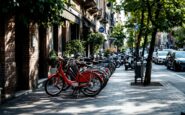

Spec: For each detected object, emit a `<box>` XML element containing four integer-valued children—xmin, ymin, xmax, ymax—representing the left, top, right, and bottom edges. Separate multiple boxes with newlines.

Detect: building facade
<box><xmin>0</xmin><ymin>0</ymin><xmax>115</xmax><ymax>103</ymax></box>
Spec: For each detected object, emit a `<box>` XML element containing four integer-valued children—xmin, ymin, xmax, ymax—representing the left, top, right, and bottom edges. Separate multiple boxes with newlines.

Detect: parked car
<box><xmin>166</xmin><ymin>51</ymin><xmax>185</xmax><ymax>71</ymax></box>
<box><xmin>178</xmin><ymin>48</ymin><xmax>185</xmax><ymax>51</ymax></box>
<box><xmin>162</xmin><ymin>48</ymin><xmax>173</xmax><ymax>52</ymax></box>
<box><xmin>154</xmin><ymin>51</ymin><xmax>168</xmax><ymax>64</ymax></box>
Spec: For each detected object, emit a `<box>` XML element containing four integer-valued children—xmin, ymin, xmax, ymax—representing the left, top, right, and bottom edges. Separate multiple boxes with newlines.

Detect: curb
<box><xmin>1</xmin><ymin>78</ymin><xmax>47</xmax><ymax>104</ymax></box>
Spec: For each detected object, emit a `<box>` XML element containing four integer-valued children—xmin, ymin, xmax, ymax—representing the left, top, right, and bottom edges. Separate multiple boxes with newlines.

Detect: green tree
<box><xmin>143</xmin><ymin>0</ymin><xmax>185</xmax><ymax>85</ymax></box>
<box><xmin>123</xmin><ymin>0</ymin><xmax>151</xmax><ymax>61</ymax></box>
<box><xmin>111</xmin><ymin>23</ymin><xmax>126</xmax><ymax>51</ymax></box>
<box><xmin>112</xmin><ymin>0</ymin><xmax>185</xmax><ymax>85</ymax></box>
<box><xmin>173</xmin><ymin>27</ymin><xmax>185</xmax><ymax>48</ymax></box>
<box><xmin>0</xmin><ymin>0</ymin><xmax>68</xmax><ymax>25</ymax></box>
<box><xmin>64</xmin><ymin>40</ymin><xmax>85</xmax><ymax>56</ymax></box>
<box><xmin>87</xmin><ymin>32</ymin><xmax>105</xmax><ymax>55</ymax></box>
<box><xmin>126</xmin><ymin>29</ymin><xmax>135</xmax><ymax>50</ymax></box>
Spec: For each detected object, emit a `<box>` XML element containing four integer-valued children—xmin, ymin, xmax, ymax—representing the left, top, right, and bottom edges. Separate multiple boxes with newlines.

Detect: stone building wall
<box><xmin>4</xmin><ymin>17</ymin><xmax>16</xmax><ymax>99</ymax></box>
<box><xmin>29</xmin><ymin>24</ymin><xmax>39</xmax><ymax>89</ymax></box>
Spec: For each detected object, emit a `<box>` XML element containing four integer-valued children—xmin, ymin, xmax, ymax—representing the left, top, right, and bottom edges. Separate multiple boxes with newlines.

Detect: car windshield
<box><xmin>158</xmin><ymin>52</ymin><xmax>168</xmax><ymax>56</ymax></box>
<box><xmin>176</xmin><ymin>52</ymin><xmax>185</xmax><ymax>58</ymax></box>
<box><xmin>163</xmin><ymin>49</ymin><xmax>173</xmax><ymax>51</ymax></box>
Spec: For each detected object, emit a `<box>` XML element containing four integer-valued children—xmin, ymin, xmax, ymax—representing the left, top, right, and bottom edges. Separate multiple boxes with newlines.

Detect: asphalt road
<box><xmin>152</xmin><ymin>63</ymin><xmax>185</xmax><ymax>94</ymax></box>
<box><xmin>152</xmin><ymin>63</ymin><xmax>185</xmax><ymax>79</ymax></box>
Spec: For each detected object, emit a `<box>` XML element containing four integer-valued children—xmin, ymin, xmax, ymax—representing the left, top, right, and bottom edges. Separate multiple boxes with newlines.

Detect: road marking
<box><xmin>173</xmin><ymin>73</ymin><xmax>185</xmax><ymax>80</ymax></box>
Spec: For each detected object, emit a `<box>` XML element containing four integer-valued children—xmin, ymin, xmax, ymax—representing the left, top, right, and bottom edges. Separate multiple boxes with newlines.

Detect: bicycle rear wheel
<box><xmin>45</xmin><ymin>75</ymin><xmax>64</xmax><ymax>96</ymax></box>
<box><xmin>93</xmin><ymin>70</ymin><xmax>108</xmax><ymax>89</ymax></box>
<box><xmin>81</xmin><ymin>73</ymin><xmax>102</xmax><ymax>97</ymax></box>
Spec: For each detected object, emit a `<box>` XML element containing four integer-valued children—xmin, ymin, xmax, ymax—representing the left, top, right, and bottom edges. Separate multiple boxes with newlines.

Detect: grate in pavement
<box><xmin>130</xmin><ymin>81</ymin><xmax>163</xmax><ymax>86</ymax></box>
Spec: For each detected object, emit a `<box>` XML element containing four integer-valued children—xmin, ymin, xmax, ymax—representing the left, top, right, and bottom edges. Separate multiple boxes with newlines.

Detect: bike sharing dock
<box><xmin>1</xmin><ymin>66</ymin><xmax>185</xmax><ymax>115</ymax></box>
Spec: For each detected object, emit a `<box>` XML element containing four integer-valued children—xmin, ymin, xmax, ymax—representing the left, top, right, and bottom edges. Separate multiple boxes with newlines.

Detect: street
<box><xmin>0</xmin><ymin>63</ymin><xmax>185</xmax><ymax>115</ymax></box>
<box><xmin>152</xmin><ymin>63</ymin><xmax>185</xmax><ymax>94</ymax></box>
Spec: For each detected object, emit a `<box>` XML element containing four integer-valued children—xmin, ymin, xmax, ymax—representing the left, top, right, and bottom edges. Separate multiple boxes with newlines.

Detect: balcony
<box><xmin>73</xmin><ymin>0</ymin><xmax>97</xmax><ymax>9</ymax></box>
<box><xmin>100</xmin><ymin>12</ymin><xmax>109</xmax><ymax>24</ymax></box>
<box><xmin>84</xmin><ymin>0</ymin><xmax>97</xmax><ymax>9</ymax></box>
<box><xmin>87</xmin><ymin>7</ymin><xmax>99</xmax><ymax>15</ymax></box>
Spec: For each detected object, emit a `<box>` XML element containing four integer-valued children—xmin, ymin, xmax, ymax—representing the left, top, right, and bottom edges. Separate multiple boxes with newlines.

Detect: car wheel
<box><xmin>173</xmin><ymin>64</ymin><xmax>178</xmax><ymax>71</ymax></box>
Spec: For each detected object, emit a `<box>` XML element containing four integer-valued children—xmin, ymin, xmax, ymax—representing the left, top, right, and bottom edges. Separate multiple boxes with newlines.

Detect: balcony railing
<box><xmin>73</xmin><ymin>0</ymin><xmax>97</xmax><ymax>9</ymax></box>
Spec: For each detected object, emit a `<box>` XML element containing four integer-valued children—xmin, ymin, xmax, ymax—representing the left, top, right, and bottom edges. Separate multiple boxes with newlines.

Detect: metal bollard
<box><xmin>135</xmin><ymin>61</ymin><xmax>144</xmax><ymax>84</ymax></box>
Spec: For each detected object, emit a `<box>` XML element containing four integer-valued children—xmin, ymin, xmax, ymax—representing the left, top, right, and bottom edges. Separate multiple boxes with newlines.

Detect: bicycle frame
<box><xmin>45</xmin><ymin>58</ymin><xmax>112</xmax><ymax>97</ymax></box>
<box><xmin>49</xmin><ymin>61</ymin><xmax>100</xmax><ymax>88</ymax></box>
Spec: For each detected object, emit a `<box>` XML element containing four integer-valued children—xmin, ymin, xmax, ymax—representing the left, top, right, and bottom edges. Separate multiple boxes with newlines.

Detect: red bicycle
<box><xmin>45</xmin><ymin>57</ymin><xmax>103</xmax><ymax>97</ymax></box>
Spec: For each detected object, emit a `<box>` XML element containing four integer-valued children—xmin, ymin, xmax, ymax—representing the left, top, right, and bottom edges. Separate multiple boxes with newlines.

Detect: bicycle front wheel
<box><xmin>45</xmin><ymin>75</ymin><xmax>64</xmax><ymax>96</ymax></box>
<box><xmin>81</xmin><ymin>73</ymin><xmax>103</xmax><ymax>97</ymax></box>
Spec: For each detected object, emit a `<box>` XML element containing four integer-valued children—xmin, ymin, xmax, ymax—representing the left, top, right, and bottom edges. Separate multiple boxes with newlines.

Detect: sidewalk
<box><xmin>0</xmin><ymin>66</ymin><xmax>185</xmax><ymax>115</ymax></box>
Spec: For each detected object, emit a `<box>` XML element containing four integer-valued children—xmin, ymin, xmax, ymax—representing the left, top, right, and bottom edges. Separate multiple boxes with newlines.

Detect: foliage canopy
<box><xmin>173</xmin><ymin>27</ymin><xmax>185</xmax><ymax>48</ymax></box>
<box><xmin>87</xmin><ymin>32</ymin><xmax>105</xmax><ymax>54</ymax></box>
<box><xmin>65</xmin><ymin>40</ymin><xmax>85</xmax><ymax>56</ymax></box>
<box><xmin>0</xmin><ymin>0</ymin><xmax>68</xmax><ymax>25</ymax></box>
<box><xmin>111</xmin><ymin>23</ymin><xmax>126</xmax><ymax>50</ymax></box>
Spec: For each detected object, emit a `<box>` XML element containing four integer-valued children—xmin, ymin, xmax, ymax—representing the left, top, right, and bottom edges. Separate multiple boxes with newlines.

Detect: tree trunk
<box><xmin>144</xmin><ymin>27</ymin><xmax>157</xmax><ymax>85</ymax></box>
<box><xmin>144</xmin><ymin>0</ymin><xmax>162</xmax><ymax>85</ymax></box>
<box><xmin>142</xmin><ymin>33</ymin><xmax>148</xmax><ymax>57</ymax></box>
<box><xmin>142</xmin><ymin>12</ymin><xmax>150</xmax><ymax>57</ymax></box>
<box><xmin>135</xmin><ymin>3</ymin><xmax>145</xmax><ymax>61</ymax></box>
